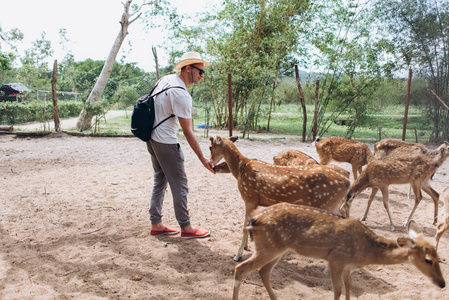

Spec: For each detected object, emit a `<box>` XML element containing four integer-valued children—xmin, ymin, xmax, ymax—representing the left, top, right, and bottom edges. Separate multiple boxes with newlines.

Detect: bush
<box><xmin>0</xmin><ymin>101</ymin><xmax>83</xmax><ymax>125</ymax></box>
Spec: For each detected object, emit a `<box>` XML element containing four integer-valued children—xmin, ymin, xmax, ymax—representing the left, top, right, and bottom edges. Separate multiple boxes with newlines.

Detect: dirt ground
<box><xmin>1</xmin><ymin>132</ymin><xmax>448</xmax><ymax>299</ymax></box>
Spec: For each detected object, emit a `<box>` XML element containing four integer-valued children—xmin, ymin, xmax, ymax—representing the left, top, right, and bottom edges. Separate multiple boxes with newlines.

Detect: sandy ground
<box><xmin>1</xmin><ymin>131</ymin><xmax>449</xmax><ymax>300</ymax></box>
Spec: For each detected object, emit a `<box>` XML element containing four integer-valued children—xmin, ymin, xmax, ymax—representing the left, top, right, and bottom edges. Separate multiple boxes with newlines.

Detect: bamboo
<box><xmin>431</xmin><ymin>90</ymin><xmax>449</xmax><ymax>111</ymax></box>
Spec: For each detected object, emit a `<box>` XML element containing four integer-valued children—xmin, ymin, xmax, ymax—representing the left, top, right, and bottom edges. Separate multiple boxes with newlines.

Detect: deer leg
<box><xmin>351</xmin><ymin>164</ymin><xmax>358</xmax><ymax>180</ymax></box>
<box><xmin>329</xmin><ymin>263</ymin><xmax>344</xmax><ymax>300</ymax></box>
<box><xmin>361</xmin><ymin>187</ymin><xmax>378</xmax><ymax>221</ymax></box>
<box><xmin>407</xmin><ymin>185</ymin><xmax>413</xmax><ymax>199</ymax></box>
<box><xmin>258</xmin><ymin>256</ymin><xmax>282</xmax><ymax>300</ymax></box>
<box><xmin>235</xmin><ymin>205</ymin><xmax>257</xmax><ymax>262</ymax></box>
<box><xmin>342</xmin><ymin>266</ymin><xmax>352</xmax><ymax>300</ymax></box>
<box><xmin>404</xmin><ymin>184</ymin><xmax>424</xmax><ymax>226</ymax></box>
<box><xmin>379</xmin><ymin>186</ymin><xmax>396</xmax><ymax>231</ymax></box>
<box><xmin>235</xmin><ymin>223</ymin><xmax>249</xmax><ymax>262</ymax></box>
<box><xmin>436</xmin><ymin>218</ymin><xmax>449</xmax><ymax>250</ymax></box>
<box><xmin>232</xmin><ymin>252</ymin><xmax>281</xmax><ymax>300</ymax></box>
<box><xmin>357</xmin><ymin>165</ymin><xmax>363</xmax><ymax>180</ymax></box>
<box><xmin>435</xmin><ymin>222</ymin><xmax>449</xmax><ymax>250</ymax></box>
<box><xmin>421</xmin><ymin>181</ymin><xmax>440</xmax><ymax>225</ymax></box>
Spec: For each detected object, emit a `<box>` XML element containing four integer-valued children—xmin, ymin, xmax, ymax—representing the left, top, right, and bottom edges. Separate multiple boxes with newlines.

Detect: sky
<box><xmin>0</xmin><ymin>0</ymin><xmax>221</xmax><ymax>72</ymax></box>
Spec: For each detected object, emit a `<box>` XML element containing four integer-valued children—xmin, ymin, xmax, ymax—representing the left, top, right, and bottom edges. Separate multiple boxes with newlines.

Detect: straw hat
<box><xmin>174</xmin><ymin>51</ymin><xmax>211</xmax><ymax>71</ymax></box>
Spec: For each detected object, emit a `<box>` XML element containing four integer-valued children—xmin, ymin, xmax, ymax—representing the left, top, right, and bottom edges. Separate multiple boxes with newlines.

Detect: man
<box><xmin>147</xmin><ymin>51</ymin><xmax>215</xmax><ymax>238</ymax></box>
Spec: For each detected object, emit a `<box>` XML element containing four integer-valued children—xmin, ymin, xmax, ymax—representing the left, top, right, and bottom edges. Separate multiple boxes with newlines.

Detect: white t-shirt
<box><xmin>151</xmin><ymin>74</ymin><xmax>192</xmax><ymax>144</ymax></box>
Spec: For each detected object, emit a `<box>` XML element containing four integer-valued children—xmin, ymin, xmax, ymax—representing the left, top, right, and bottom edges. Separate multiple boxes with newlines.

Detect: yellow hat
<box><xmin>174</xmin><ymin>51</ymin><xmax>211</xmax><ymax>71</ymax></box>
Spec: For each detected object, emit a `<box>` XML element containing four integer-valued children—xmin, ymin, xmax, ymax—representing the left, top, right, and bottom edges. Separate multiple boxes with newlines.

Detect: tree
<box><xmin>76</xmin><ymin>0</ymin><xmax>151</xmax><ymax>131</ymax></box>
<box><xmin>374</xmin><ymin>0</ymin><xmax>449</xmax><ymax>141</ymax></box>
<box><xmin>0</xmin><ymin>26</ymin><xmax>23</xmax><ymax>79</ymax></box>
<box><xmin>166</xmin><ymin>0</ymin><xmax>314</xmax><ymax>136</ymax></box>
<box><xmin>15</xmin><ymin>32</ymin><xmax>54</xmax><ymax>92</ymax></box>
<box><xmin>309</xmin><ymin>0</ymin><xmax>394</xmax><ymax>139</ymax></box>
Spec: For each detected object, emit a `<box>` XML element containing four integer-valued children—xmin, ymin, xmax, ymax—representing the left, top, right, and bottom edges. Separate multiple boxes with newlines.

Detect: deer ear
<box><xmin>407</xmin><ymin>220</ymin><xmax>423</xmax><ymax>238</ymax></box>
<box><xmin>397</xmin><ymin>237</ymin><xmax>416</xmax><ymax>249</ymax></box>
<box><xmin>230</xmin><ymin>136</ymin><xmax>238</xmax><ymax>143</ymax></box>
<box><xmin>209</xmin><ymin>136</ymin><xmax>214</xmax><ymax>143</ymax></box>
<box><xmin>216</xmin><ymin>136</ymin><xmax>222</xmax><ymax>144</ymax></box>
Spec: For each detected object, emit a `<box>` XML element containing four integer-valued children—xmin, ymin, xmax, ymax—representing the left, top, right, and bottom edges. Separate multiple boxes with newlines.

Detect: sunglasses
<box><xmin>190</xmin><ymin>65</ymin><xmax>205</xmax><ymax>76</ymax></box>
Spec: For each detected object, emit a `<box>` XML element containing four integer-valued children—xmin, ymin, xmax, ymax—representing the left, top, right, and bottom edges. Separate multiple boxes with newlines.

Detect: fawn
<box><xmin>232</xmin><ymin>202</ymin><xmax>445</xmax><ymax>300</ymax></box>
<box><xmin>374</xmin><ymin>138</ymin><xmax>429</xmax><ymax>158</ymax></box>
<box><xmin>273</xmin><ymin>149</ymin><xmax>350</xmax><ymax>178</ymax></box>
<box><xmin>374</xmin><ymin>139</ymin><xmax>448</xmax><ymax>198</ymax></box>
<box><xmin>314</xmin><ymin>137</ymin><xmax>375</xmax><ymax>180</ymax></box>
<box><xmin>345</xmin><ymin>143</ymin><xmax>449</xmax><ymax>231</ymax></box>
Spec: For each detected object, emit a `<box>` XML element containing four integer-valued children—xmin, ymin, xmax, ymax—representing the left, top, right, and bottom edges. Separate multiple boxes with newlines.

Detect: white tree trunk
<box><xmin>76</xmin><ymin>0</ymin><xmax>142</xmax><ymax>131</ymax></box>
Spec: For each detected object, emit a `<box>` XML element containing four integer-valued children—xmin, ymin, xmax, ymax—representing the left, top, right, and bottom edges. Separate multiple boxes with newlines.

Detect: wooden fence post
<box><xmin>228</xmin><ymin>73</ymin><xmax>233</xmax><ymax>137</ymax></box>
<box><xmin>52</xmin><ymin>60</ymin><xmax>60</xmax><ymax>132</ymax></box>
<box><xmin>402</xmin><ymin>67</ymin><xmax>412</xmax><ymax>141</ymax></box>
<box><xmin>313</xmin><ymin>79</ymin><xmax>319</xmax><ymax>141</ymax></box>
<box><xmin>295</xmin><ymin>65</ymin><xmax>307</xmax><ymax>142</ymax></box>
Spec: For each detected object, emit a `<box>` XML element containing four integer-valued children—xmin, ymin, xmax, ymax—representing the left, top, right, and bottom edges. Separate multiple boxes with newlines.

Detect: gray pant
<box><xmin>146</xmin><ymin>140</ymin><xmax>191</xmax><ymax>228</ymax></box>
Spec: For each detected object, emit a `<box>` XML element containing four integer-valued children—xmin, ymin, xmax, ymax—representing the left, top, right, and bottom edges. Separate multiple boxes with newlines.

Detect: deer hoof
<box><xmin>233</xmin><ymin>255</ymin><xmax>242</xmax><ymax>262</ymax></box>
<box><xmin>360</xmin><ymin>216</ymin><xmax>366</xmax><ymax>221</ymax></box>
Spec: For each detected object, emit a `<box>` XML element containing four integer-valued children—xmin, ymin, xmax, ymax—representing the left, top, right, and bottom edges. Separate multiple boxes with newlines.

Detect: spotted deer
<box><xmin>345</xmin><ymin>143</ymin><xmax>449</xmax><ymax>231</ymax></box>
<box><xmin>232</xmin><ymin>202</ymin><xmax>445</xmax><ymax>300</ymax></box>
<box><xmin>436</xmin><ymin>187</ymin><xmax>449</xmax><ymax>249</ymax></box>
<box><xmin>209</xmin><ymin>136</ymin><xmax>350</xmax><ymax>261</ymax></box>
<box><xmin>374</xmin><ymin>138</ymin><xmax>430</xmax><ymax>158</ymax></box>
<box><xmin>273</xmin><ymin>149</ymin><xmax>318</xmax><ymax>166</ymax></box>
<box><xmin>374</xmin><ymin>139</ymin><xmax>446</xmax><ymax>198</ymax></box>
<box><xmin>314</xmin><ymin>137</ymin><xmax>375</xmax><ymax>180</ymax></box>
<box><xmin>273</xmin><ymin>149</ymin><xmax>350</xmax><ymax>178</ymax></box>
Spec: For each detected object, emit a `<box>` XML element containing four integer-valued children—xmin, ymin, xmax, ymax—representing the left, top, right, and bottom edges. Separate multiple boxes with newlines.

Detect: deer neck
<box><xmin>366</xmin><ymin>150</ymin><xmax>376</xmax><ymax>163</ymax></box>
<box><xmin>366</xmin><ymin>236</ymin><xmax>408</xmax><ymax>265</ymax></box>
<box><xmin>222</xmin><ymin>142</ymin><xmax>250</xmax><ymax>178</ymax></box>
<box><xmin>434</xmin><ymin>149</ymin><xmax>449</xmax><ymax>166</ymax></box>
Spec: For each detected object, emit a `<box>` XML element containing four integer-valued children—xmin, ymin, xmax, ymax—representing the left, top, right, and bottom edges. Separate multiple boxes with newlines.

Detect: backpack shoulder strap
<box><xmin>151</xmin><ymin>86</ymin><xmax>186</xmax><ymax>97</ymax></box>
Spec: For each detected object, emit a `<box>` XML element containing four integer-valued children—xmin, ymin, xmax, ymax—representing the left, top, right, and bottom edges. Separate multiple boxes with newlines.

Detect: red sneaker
<box><xmin>181</xmin><ymin>228</ymin><xmax>210</xmax><ymax>239</ymax></box>
<box><xmin>150</xmin><ymin>226</ymin><xmax>180</xmax><ymax>236</ymax></box>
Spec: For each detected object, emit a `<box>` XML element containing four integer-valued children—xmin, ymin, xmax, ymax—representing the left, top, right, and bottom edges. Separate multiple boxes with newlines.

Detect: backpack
<box><xmin>130</xmin><ymin>84</ymin><xmax>185</xmax><ymax>142</ymax></box>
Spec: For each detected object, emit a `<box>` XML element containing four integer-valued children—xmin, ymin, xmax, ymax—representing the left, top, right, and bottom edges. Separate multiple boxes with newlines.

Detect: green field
<box><xmin>75</xmin><ymin>104</ymin><xmax>433</xmax><ymax>143</ymax></box>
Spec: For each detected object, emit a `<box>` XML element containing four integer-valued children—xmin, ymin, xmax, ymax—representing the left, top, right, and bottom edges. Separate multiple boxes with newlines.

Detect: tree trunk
<box><xmin>76</xmin><ymin>0</ymin><xmax>142</xmax><ymax>131</ymax></box>
<box><xmin>295</xmin><ymin>65</ymin><xmax>307</xmax><ymax>142</ymax></box>
<box><xmin>152</xmin><ymin>46</ymin><xmax>160</xmax><ymax>80</ymax></box>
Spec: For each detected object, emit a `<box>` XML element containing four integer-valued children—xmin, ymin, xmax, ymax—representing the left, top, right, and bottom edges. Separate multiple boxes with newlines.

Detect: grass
<box><xmin>192</xmin><ymin>103</ymin><xmax>433</xmax><ymax>143</ymax></box>
<box><xmin>76</xmin><ymin>103</ymin><xmax>433</xmax><ymax>143</ymax></box>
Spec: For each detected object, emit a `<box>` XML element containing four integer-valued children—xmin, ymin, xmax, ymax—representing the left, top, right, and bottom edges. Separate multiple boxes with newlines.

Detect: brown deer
<box><xmin>273</xmin><ymin>149</ymin><xmax>318</xmax><ymax>166</ymax></box>
<box><xmin>209</xmin><ymin>136</ymin><xmax>350</xmax><ymax>261</ymax></box>
<box><xmin>436</xmin><ymin>187</ymin><xmax>449</xmax><ymax>250</ymax></box>
<box><xmin>273</xmin><ymin>149</ymin><xmax>350</xmax><ymax>178</ymax></box>
<box><xmin>232</xmin><ymin>202</ymin><xmax>445</xmax><ymax>300</ymax></box>
<box><xmin>374</xmin><ymin>138</ymin><xmax>429</xmax><ymax>158</ymax></box>
<box><xmin>374</xmin><ymin>140</ymin><xmax>447</xmax><ymax>198</ymax></box>
<box><xmin>345</xmin><ymin>143</ymin><xmax>449</xmax><ymax>231</ymax></box>
<box><xmin>314</xmin><ymin>137</ymin><xmax>375</xmax><ymax>180</ymax></box>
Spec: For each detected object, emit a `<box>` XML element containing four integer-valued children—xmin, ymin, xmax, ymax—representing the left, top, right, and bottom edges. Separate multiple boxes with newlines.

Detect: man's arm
<box><xmin>178</xmin><ymin>117</ymin><xmax>215</xmax><ymax>174</ymax></box>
